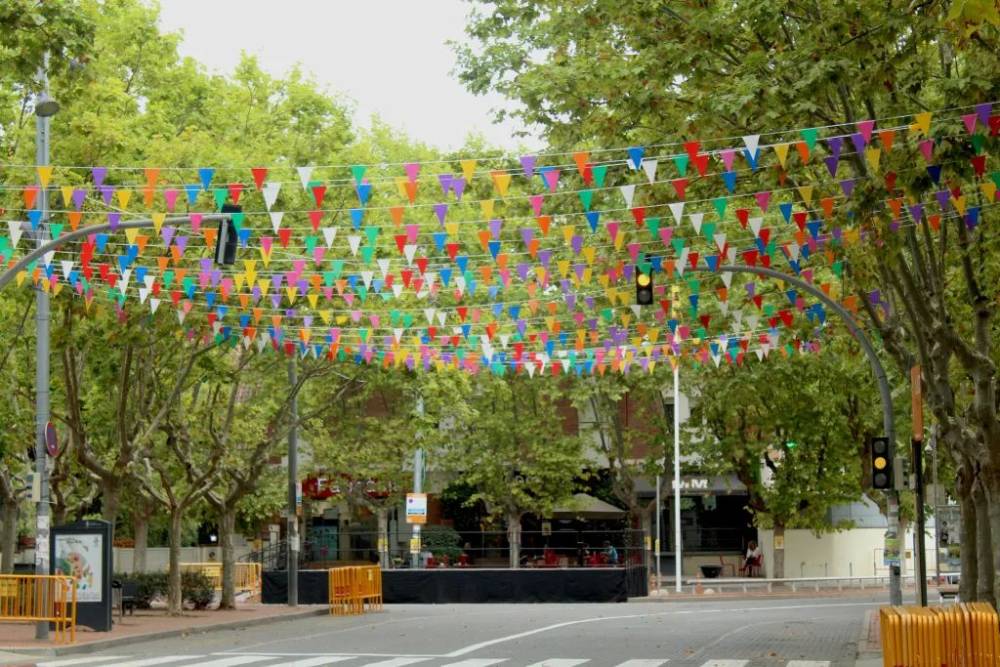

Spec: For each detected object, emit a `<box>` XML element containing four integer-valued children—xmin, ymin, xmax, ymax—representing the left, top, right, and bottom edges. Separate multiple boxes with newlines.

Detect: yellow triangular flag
<box><xmin>480</xmin><ymin>199</ymin><xmax>495</xmax><ymax>219</ymax></box>
<box><xmin>910</xmin><ymin>112</ymin><xmax>932</xmax><ymax>136</ymax></box>
<box><xmin>773</xmin><ymin>143</ymin><xmax>789</xmax><ymax>168</ymax></box>
<box><xmin>491</xmin><ymin>173</ymin><xmax>511</xmax><ymax>197</ymax></box>
<box><xmin>124</xmin><ymin>228</ymin><xmax>140</xmax><ymax>245</ymax></box>
<box><xmin>116</xmin><ymin>189</ymin><xmax>132</xmax><ymax>209</ymax></box>
<box><xmin>37</xmin><ymin>166</ymin><xmax>53</xmax><ymax>189</ymax></box>
<box><xmin>865</xmin><ymin>147</ymin><xmax>881</xmax><ymax>171</ymax></box>
<box><xmin>797</xmin><ymin>185</ymin><xmax>814</xmax><ymax>205</ymax></box>
<box><xmin>461</xmin><ymin>159</ymin><xmax>477</xmax><ymax>182</ymax></box>
<box><xmin>152</xmin><ymin>212</ymin><xmax>165</xmax><ymax>234</ymax></box>
<box><xmin>61</xmin><ymin>186</ymin><xmax>74</xmax><ymax>207</ymax></box>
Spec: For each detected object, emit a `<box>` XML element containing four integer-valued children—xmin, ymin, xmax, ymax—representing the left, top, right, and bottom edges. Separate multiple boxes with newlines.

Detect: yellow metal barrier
<box><xmin>180</xmin><ymin>563</ymin><xmax>262</xmax><ymax>596</ymax></box>
<box><xmin>327</xmin><ymin>565</ymin><xmax>382</xmax><ymax>616</ymax></box>
<box><xmin>0</xmin><ymin>574</ymin><xmax>78</xmax><ymax>643</ymax></box>
<box><xmin>880</xmin><ymin>603</ymin><xmax>1000</xmax><ymax>667</ymax></box>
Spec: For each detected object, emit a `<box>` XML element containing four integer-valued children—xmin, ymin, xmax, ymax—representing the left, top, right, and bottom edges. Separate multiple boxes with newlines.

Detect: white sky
<box><xmin>156</xmin><ymin>0</ymin><xmax>536</xmax><ymax>152</ymax></box>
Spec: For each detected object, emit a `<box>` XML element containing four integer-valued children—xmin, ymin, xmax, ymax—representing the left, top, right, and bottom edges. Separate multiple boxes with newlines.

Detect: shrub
<box><xmin>421</xmin><ymin>524</ymin><xmax>462</xmax><ymax>560</ymax></box>
<box><xmin>121</xmin><ymin>570</ymin><xmax>215</xmax><ymax>609</ymax></box>
<box><xmin>181</xmin><ymin>570</ymin><xmax>214</xmax><ymax>609</ymax></box>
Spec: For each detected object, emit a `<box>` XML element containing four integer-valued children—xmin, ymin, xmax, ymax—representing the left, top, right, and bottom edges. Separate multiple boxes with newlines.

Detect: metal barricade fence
<box><xmin>327</xmin><ymin>565</ymin><xmax>382</xmax><ymax>616</ymax></box>
<box><xmin>880</xmin><ymin>602</ymin><xmax>1000</xmax><ymax>667</ymax></box>
<box><xmin>0</xmin><ymin>574</ymin><xmax>78</xmax><ymax>643</ymax></box>
<box><xmin>180</xmin><ymin>562</ymin><xmax>262</xmax><ymax>595</ymax></box>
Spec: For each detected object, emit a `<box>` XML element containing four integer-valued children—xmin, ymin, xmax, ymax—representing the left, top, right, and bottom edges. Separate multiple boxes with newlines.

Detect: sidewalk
<box><xmin>638</xmin><ymin>585</ymin><xmax>895</xmax><ymax>601</ymax></box>
<box><xmin>0</xmin><ymin>603</ymin><xmax>328</xmax><ymax>658</ymax></box>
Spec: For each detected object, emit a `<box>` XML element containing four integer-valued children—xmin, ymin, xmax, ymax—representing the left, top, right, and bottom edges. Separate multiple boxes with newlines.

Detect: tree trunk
<box><xmin>507</xmin><ymin>512</ymin><xmax>522</xmax><ymax>569</ymax></box>
<box><xmin>219</xmin><ymin>506</ymin><xmax>237</xmax><ymax>610</ymax></box>
<box><xmin>376</xmin><ymin>508</ymin><xmax>389</xmax><ymax>569</ymax></box>
<box><xmin>101</xmin><ymin>483</ymin><xmax>121</xmax><ymax>528</ymax></box>
<box><xmin>772</xmin><ymin>524</ymin><xmax>785</xmax><ymax>579</ymax></box>
<box><xmin>974</xmin><ymin>480</ymin><xmax>995</xmax><ymax>606</ymax></box>
<box><xmin>133</xmin><ymin>513</ymin><xmax>149</xmax><ymax>574</ymax></box>
<box><xmin>959</xmin><ymin>482</ymin><xmax>979</xmax><ymax>603</ymax></box>
<box><xmin>0</xmin><ymin>501</ymin><xmax>17</xmax><ymax>574</ymax></box>
<box><xmin>985</xmin><ymin>471</ymin><xmax>1000</xmax><ymax>610</ymax></box>
<box><xmin>167</xmin><ymin>510</ymin><xmax>184</xmax><ymax>615</ymax></box>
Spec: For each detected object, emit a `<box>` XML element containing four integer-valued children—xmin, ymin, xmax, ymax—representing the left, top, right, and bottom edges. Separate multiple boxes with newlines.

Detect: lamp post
<box><xmin>33</xmin><ymin>59</ymin><xmax>59</xmax><ymax>641</ymax></box>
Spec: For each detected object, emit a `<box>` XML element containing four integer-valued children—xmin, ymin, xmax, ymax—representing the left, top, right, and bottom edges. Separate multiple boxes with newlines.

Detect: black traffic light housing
<box><xmin>635</xmin><ymin>265</ymin><xmax>653</xmax><ymax>306</ymax></box>
<box><xmin>870</xmin><ymin>436</ymin><xmax>892</xmax><ymax>489</ymax></box>
<box><xmin>215</xmin><ymin>203</ymin><xmax>240</xmax><ymax>266</ymax></box>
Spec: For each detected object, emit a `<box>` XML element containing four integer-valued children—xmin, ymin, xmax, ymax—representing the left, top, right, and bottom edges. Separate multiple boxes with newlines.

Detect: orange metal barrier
<box><xmin>880</xmin><ymin>603</ymin><xmax>1000</xmax><ymax>667</ymax></box>
<box><xmin>327</xmin><ymin>565</ymin><xmax>382</xmax><ymax>616</ymax></box>
<box><xmin>0</xmin><ymin>574</ymin><xmax>78</xmax><ymax>643</ymax></box>
<box><xmin>180</xmin><ymin>562</ymin><xmax>262</xmax><ymax>595</ymax></box>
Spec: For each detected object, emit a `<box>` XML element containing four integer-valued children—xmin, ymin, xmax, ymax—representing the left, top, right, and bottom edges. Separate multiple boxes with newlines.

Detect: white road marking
<box><xmin>786</xmin><ymin>662</ymin><xmax>831</xmax><ymax>667</ymax></box>
<box><xmin>263</xmin><ymin>657</ymin><xmax>358</xmax><ymax>667</ymax></box>
<box><xmin>180</xmin><ymin>657</ymin><xmax>275</xmax><ymax>667</ymax></box>
<box><xmin>613</xmin><ymin>661</ymin><xmax>668</xmax><ymax>667</ymax></box>
<box><xmin>38</xmin><ymin>659</ymin><xmax>129</xmax><ymax>667</ymax></box>
<box><xmin>698</xmin><ymin>661</ymin><xmax>748</xmax><ymax>667</ymax></box>
<box><xmin>525</xmin><ymin>660</ymin><xmax>590</xmax><ymax>667</ymax></box>
<box><xmin>440</xmin><ymin>660</ymin><xmax>507</xmax><ymax>667</ymax></box>
<box><xmin>444</xmin><ymin>602</ymin><xmax>875</xmax><ymax>657</ymax></box>
<box><xmin>98</xmin><ymin>658</ymin><xmax>207</xmax><ymax>667</ymax></box>
<box><xmin>357</xmin><ymin>659</ymin><xmax>430</xmax><ymax>667</ymax></box>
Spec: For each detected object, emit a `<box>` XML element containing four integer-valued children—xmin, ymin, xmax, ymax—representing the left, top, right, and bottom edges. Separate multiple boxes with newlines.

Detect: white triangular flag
<box><xmin>743</xmin><ymin>135</ymin><xmax>760</xmax><ymax>156</ymax></box>
<box><xmin>403</xmin><ymin>244</ymin><xmax>417</xmax><ymax>265</ymax></box>
<box><xmin>749</xmin><ymin>217</ymin><xmax>763</xmax><ymax>237</ymax></box>
<box><xmin>149</xmin><ymin>298</ymin><xmax>160</xmax><ymax>313</ymax></box>
<box><xmin>269</xmin><ymin>211</ymin><xmax>284</xmax><ymax>233</ymax></box>
<box><xmin>361</xmin><ymin>271</ymin><xmax>373</xmax><ymax>289</ymax></box>
<box><xmin>669</xmin><ymin>201</ymin><xmax>685</xmax><ymax>224</ymax></box>
<box><xmin>377</xmin><ymin>258</ymin><xmax>390</xmax><ymax>278</ymax></box>
<box><xmin>347</xmin><ymin>235</ymin><xmax>361</xmax><ymax>256</ymax></box>
<box><xmin>641</xmin><ymin>159</ymin><xmax>658</xmax><ymax>184</ymax></box>
<box><xmin>262</xmin><ymin>182</ymin><xmax>281</xmax><ymax>210</ymax></box>
<box><xmin>8</xmin><ymin>221</ymin><xmax>23</xmax><ymax>247</ymax></box>
<box><xmin>689</xmin><ymin>211</ymin><xmax>704</xmax><ymax>233</ymax></box>
<box><xmin>322</xmin><ymin>227</ymin><xmax>337</xmax><ymax>248</ymax></box>
<box><xmin>620</xmin><ymin>184</ymin><xmax>636</xmax><ymax>208</ymax></box>
<box><xmin>296</xmin><ymin>167</ymin><xmax>313</xmax><ymax>190</ymax></box>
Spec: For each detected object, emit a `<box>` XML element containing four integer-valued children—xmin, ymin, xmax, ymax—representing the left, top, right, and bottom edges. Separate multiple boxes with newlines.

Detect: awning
<box><xmin>550</xmin><ymin>493</ymin><xmax>627</xmax><ymax>519</ymax></box>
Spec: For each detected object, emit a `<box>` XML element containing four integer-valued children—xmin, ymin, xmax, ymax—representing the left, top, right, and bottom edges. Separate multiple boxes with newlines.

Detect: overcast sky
<box><xmin>156</xmin><ymin>0</ymin><xmax>535</xmax><ymax>151</ymax></box>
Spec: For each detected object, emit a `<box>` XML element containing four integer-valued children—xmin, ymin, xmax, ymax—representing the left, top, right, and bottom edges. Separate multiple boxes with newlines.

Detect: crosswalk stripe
<box><xmin>358</xmin><ymin>659</ymin><xmax>430</xmax><ymax>667</ymax></box>
<box><xmin>263</xmin><ymin>658</ymin><xmax>357</xmax><ymax>667</ymax></box>
<box><xmin>98</xmin><ymin>657</ymin><xmax>207</xmax><ymax>667</ymax></box>
<box><xmin>786</xmin><ymin>662</ymin><xmax>831</xmax><ymax>667</ymax></box>
<box><xmin>525</xmin><ymin>660</ymin><xmax>589</xmax><ymax>667</ymax></box>
<box><xmin>698</xmin><ymin>662</ymin><xmax>749</xmax><ymax>667</ymax></box>
<box><xmin>180</xmin><ymin>657</ymin><xmax>275</xmax><ymax>667</ymax></box>
<box><xmin>38</xmin><ymin>658</ymin><xmax>129</xmax><ymax>667</ymax></box>
<box><xmin>613</xmin><ymin>661</ymin><xmax>668</xmax><ymax>667</ymax></box>
<box><xmin>439</xmin><ymin>660</ymin><xmax>506</xmax><ymax>667</ymax></box>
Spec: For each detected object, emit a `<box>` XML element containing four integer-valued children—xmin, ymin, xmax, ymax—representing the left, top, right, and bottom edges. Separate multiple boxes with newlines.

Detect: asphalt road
<box><xmin>15</xmin><ymin>596</ymin><xmax>880</xmax><ymax>667</ymax></box>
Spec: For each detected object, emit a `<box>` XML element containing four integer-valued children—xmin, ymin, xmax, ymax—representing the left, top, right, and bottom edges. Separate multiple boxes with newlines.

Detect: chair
<box><xmin>718</xmin><ymin>555</ymin><xmax>736</xmax><ymax>577</ymax></box>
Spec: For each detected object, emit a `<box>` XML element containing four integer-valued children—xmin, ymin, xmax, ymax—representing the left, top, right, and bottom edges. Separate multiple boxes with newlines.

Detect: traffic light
<box><xmin>215</xmin><ymin>203</ymin><xmax>240</xmax><ymax>266</ymax></box>
<box><xmin>635</xmin><ymin>267</ymin><xmax>653</xmax><ymax>305</ymax></box>
<box><xmin>870</xmin><ymin>436</ymin><xmax>892</xmax><ymax>489</ymax></box>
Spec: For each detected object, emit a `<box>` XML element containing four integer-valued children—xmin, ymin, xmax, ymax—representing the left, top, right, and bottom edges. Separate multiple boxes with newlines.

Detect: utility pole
<box><xmin>33</xmin><ymin>57</ymin><xmax>58</xmax><ymax>641</ymax></box>
<box><xmin>671</xmin><ymin>286</ymin><xmax>682</xmax><ymax>593</ymax></box>
<box><xmin>911</xmin><ymin>365</ymin><xmax>927</xmax><ymax>606</ymax></box>
<box><xmin>411</xmin><ymin>395</ymin><xmax>425</xmax><ymax>568</ymax></box>
<box><xmin>287</xmin><ymin>357</ymin><xmax>299</xmax><ymax>606</ymax></box>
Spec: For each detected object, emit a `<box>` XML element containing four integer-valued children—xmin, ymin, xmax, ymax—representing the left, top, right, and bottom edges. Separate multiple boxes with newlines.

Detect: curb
<box><xmin>1</xmin><ymin>606</ymin><xmax>329</xmax><ymax>659</ymax></box>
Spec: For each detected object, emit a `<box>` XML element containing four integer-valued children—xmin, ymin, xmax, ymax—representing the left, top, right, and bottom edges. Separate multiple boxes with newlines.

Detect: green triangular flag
<box><xmin>713</xmin><ymin>197</ymin><xmax>727</xmax><ymax>220</ymax></box>
<box><xmin>213</xmin><ymin>187</ymin><xmax>227</xmax><ymax>210</ymax></box>
<box><xmin>578</xmin><ymin>189</ymin><xmax>594</xmax><ymax>211</ymax></box>
<box><xmin>350</xmin><ymin>165</ymin><xmax>366</xmax><ymax>183</ymax></box>
<box><xmin>673</xmin><ymin>154</ymin><xmax>689</xmax><ymax>177</ymax></box>
<box><xmin>800</xmin><ymin>128</ymin><xmax>818</xmax><ymax>151</ymax></box>
<box><xmin>645</xmin><ymin>217</ymin><xmax>660</xmax><ymax>239</ymax></box>
<box><xmin>592</xmin><ymin>165</ymin><xmax>608</xmax><ymax>188</ymax></box>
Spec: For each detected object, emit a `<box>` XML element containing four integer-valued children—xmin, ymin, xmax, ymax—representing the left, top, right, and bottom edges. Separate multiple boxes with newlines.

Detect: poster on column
<box><xmin>53</xmin><ymin>532</ymin><xmax>103</xmax><ymax>602</ymax></box>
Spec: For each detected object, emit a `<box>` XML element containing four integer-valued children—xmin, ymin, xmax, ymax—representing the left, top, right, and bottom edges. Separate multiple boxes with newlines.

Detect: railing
<box><xmin>667</xmin><ymin>574</ymin><xmax>924</xmax><ymax>594</ymax></box>
<box><xmin>0</xmin><ymin>574</ymin><xmax>78</xmax><ymax>643</ymax></box>
<box><xmin>880</xmin><ymin>603</ymin><xmax>999</xmax><ymax>667</ymax></box>
<box><xmin>245</xmin><ymin>529</ymin><xmax>648</xmax><ymax>571</ymax></box>
<box><xmin>328</xmin><ymin>565</ymin><xmax>383</xmax><ymax>616</ymax></box>
<box><xmin>179</xmin><ymin>562</ymin><xmax>262</xmax><ymax>595</ymax></box>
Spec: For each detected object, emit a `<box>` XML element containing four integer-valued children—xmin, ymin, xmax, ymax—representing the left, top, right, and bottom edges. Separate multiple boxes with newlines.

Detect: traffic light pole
<box><xmin>714</xmin><ymin>265</ymin><xmax>901</xmax><ymax>605</ymax></box>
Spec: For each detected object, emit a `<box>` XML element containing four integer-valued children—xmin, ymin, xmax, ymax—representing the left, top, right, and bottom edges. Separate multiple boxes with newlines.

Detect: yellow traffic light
<box><xmin>874</xmin><ymin>456</ymin><xmax>888</xmax><ymax>470</ymax></box>
<box><xmin>637</xmin><ymin>273</ymin><xmax>651</xmax><ymax>287</ymax></box>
